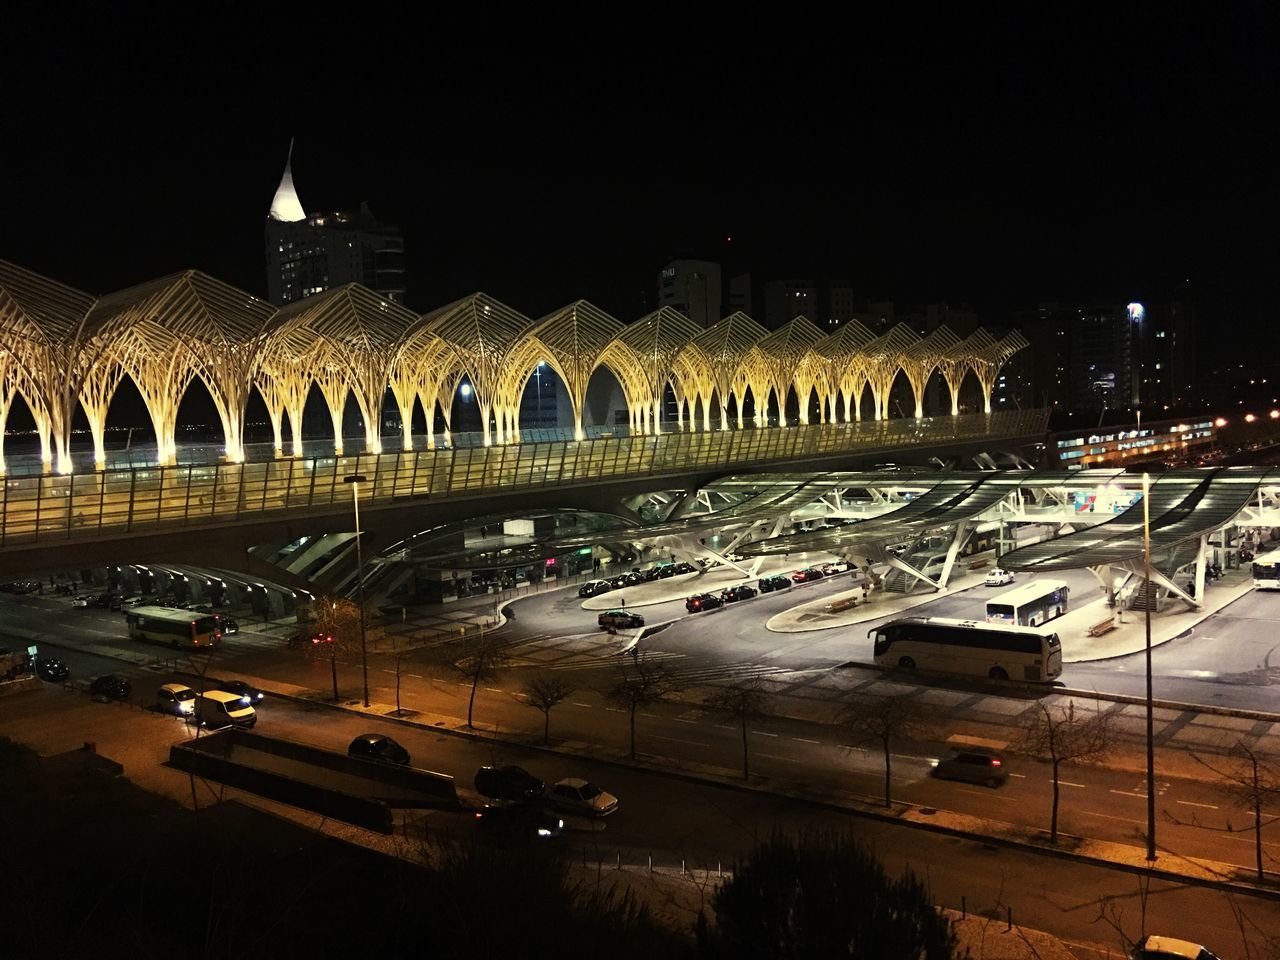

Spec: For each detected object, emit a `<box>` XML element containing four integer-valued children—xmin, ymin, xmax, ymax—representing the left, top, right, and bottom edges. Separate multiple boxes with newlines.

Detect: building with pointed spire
<box><xmin>264</xmin><ymin>144</ymin><xmax>406</xmax><ymax>306</ymax></box>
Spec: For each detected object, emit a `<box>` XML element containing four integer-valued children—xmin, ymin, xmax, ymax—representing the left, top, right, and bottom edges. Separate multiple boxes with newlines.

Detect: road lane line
<box><xmin>407</xmin><ymin>674</ymin><xmax>423</xmax><ymax>679</ymax></box>
<box><xmin>1008</xmin><ymin>773</ymin><xmax>1027</xmax><ymax>779</ymax></box>
<box><xmin>1059</xmin><ymin>781</ymin><xmax>1086</xmax><ymax>788</ymax></box>
<box><xmin>483</xmin><ymin>687</ymin><xmax>502</xmax><ymax>693</ymax></box>
<box><xmin>651</xmin><ymin>735</ymin><xmax>709</xmax><ymax>747</ymax></box>
<box><xmin>381</xmin><ymin>669</ymin><xmax>396</xmax><ymax>674</ymax></box>
<box><xmin>1108</xmin><ymin>789</ymin><xmax>1147</xmax><ymax>798</ymax></box>
<box><xmin>1175</xmin><ymin>800</ymin><xmax>1218</xmax><ymax>810</ymax></box>
<box><xmin>753</xmin><ymin>731</ymin><xmax>779</xmax><ymax>737</ymax></box>
<box><xmin>757</xmin><ymin>753</ymin><xmax>803</xmax><ymax>764</ymax></box>
<box><xmin>571</xmin><ymin>702</ymin><xmax>593</xmax><ymax>708</ymax></box>
<box><xmin>790</xmin><ymin>737</ymin><xmax>820</xmax><ymax>744</ymax></box>
<box><xmin>676</xmin><ymin>718</ymin><xmax>698</xmax><ymax>725</ymax></box>
<box><xmin>1078</xmin><ymin>810</ymin><xmax>1144</xmax><ymax>825</ymax></box>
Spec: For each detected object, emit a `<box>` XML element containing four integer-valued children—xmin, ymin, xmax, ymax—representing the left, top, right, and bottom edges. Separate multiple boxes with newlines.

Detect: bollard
<box><xmin>617</xmin><ymin>852</ymin><xmax>621</xmax><ymax>870</ymax></box>
<box><xmin>961</xmin><ymin>896</ymin><xmax>966</xmax><ymax>919</ymax></box>
<box><xmin>718</xmin><ymin>860</ymin><xmax>722</xmax><ymax>878</ymax></box>
<box><xmin>681</xmin><ymin>857</ymin><xmax>685</xmax><ymax>875</ymax></box>
<box><xmin>648</xmin><ymin>852</ymin><xmax>652</xmax><ymax>874</ymax></box>
<box><xmin>1007</xmin><ymin>906</ymin><xmax>1012</xmax><ymax>931</ymax></box>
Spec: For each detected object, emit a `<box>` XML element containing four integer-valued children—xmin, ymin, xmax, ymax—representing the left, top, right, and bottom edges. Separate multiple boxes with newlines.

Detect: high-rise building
<box><xmin>264</xmin><ymin>146</ymin><xmax>406</xmax><ymax>306</ymax></box>
<box><xmin>657</xmin><ymin>260</ymin><xmax>721</xmax><ymax>328</ymax></box>
<box><xmin>763</xmin><ymin>280</ymin><xmax>818</xmax><ymax>330</ymax></box>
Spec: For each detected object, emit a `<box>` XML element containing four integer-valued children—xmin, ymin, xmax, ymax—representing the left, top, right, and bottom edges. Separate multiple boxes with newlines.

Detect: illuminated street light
<box><xmin>1245</xmin><ymin>413</ymin><xmax>1257</xmax><ymax>423</ymax></box>
<box><xmin>1214</xmin><ymin>417</ymin><xmax>1228</xmax><ymax>427</ymax></box>
<box><xmin>344</xmin><ymin>473</ymin><xmax>371</xmax><ymax>708</ymax></box>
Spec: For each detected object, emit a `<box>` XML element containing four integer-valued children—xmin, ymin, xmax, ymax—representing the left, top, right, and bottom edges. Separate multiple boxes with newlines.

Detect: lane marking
<box><xmin>757</xmin><ymin>753</ymin><xmax>803</xmax><ymax>764</ymax></box>
<box><xmin>651</xmin><ymin>735</ymin><xmax>709</xmax><ymax>747</ymax></box>
<box><xmin>791</xmin><ymin>737</ymin><xmax>820</xmax><ymax>744</ymax></box>
<box><xmin>675</xmin><ymin>718</ymin><xmax>698</xmax><ymax>725</ymax></box>
<box><xmin>483</xmin><ymin>687</ymin><xmax>502</xmax><ymax>693</ymax></box>
<box><xmin>1077</xmin><ymin>810</ymin><xmax>1144</xmax><ymax>825</ymax></box>
<box><xmin>753</xmin><ymin>731</ymin><xmax>779</xmax><ymax>738</ymax></box>
<box><xmin>1008</xmin><ymin>772</ymin><xmax>1027</xmax><ymax>779</ymax></box>
<box><xmin>1175</xmin><ymin>800</ymin><xmax>1218</xmax><ymax>810</ymax></box>
<box><xmin>406</xmin><ymin>674</ymin><xmax>423</xmax><ymax>679</ymax></box>
<box><xmin>1059</xmin><ymin>781</ymin><xmax>1086</xmax><ymax>788</ymax></box>
<box><xmin>1109</xmin><ymin>789</ymin><xmax>1147</xmax><ymax>799</ymax></box>
<box><xmin>570</xmin><ymin>702</ymin><xmax>593</xmax><ymax>708</ymax></box>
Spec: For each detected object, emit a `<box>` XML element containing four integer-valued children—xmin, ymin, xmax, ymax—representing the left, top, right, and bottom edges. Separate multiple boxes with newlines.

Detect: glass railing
<box><xmin>0</xmin><ymin>409</ymin><xmax>1049</xmax><ymax>546</ymax></box>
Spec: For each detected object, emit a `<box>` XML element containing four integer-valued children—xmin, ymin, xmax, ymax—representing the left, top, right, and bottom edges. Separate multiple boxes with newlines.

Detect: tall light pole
<box><xmin>344</xmin><ymin>473</ymin><xmax>370</xmax><ymax>708</ymax></box>
<box><xmin>1142</xmin><ymin>471</ymin><xmax>1156</xmax><ymax>861</ymax></box>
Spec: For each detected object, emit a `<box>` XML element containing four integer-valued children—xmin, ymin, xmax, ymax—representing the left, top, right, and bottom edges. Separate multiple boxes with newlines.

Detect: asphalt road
<box><xmin>1</xmin><ymin>684</ymin><xmax>1277</xmax><ymax>959</ymax></box>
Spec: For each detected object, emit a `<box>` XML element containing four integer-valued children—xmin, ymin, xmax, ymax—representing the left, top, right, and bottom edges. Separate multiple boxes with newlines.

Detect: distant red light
<box><xmin>991</xmin><ymin>759</ymin><xmax>1002</xmax><ymax>767</ymax></box>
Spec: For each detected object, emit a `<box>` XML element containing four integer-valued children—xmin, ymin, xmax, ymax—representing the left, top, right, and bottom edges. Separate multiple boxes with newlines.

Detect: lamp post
<box><xmin>344</xmin><ymin>473</ymin><xmax>370</xmax><ymax>708</ymax></box>
<box><xmin>1142</xmin><ymin>471</ymin><xmax>1156</xmax><ymax>861</ymax></box>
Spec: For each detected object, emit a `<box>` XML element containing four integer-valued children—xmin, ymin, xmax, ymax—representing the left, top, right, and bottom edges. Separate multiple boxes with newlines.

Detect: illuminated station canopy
<box><xmin>0</xmin><ymin>260</ymin><xmax>1026</xmax><ymax>475</ymax></box>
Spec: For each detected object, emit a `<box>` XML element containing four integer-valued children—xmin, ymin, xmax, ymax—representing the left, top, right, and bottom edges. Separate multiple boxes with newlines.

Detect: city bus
<box><xmin>870</xmin><ymin>616</ymin><xmax>1062</xmax><ymax>683</ymax></box>
<box><xmin>1252</xmin><ymin>548</ymin><xmax>1280</xmax><ymax>590</ymax></box>
<box><xmin>125</xmin><ymin>606</ymin><xmax>223</xmax><ymax>650</ymax></box>
<box><xmin>984</xmin><ymin>579</ymin><xmax>1070</xmax><ymax>627</ymax></box>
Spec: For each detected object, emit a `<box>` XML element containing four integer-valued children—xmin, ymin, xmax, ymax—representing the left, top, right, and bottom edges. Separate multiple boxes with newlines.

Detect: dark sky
<box><xmin>3</xmin><ymin>8</ymin><xmax>1276</xmax><ymax>352</ymax></box>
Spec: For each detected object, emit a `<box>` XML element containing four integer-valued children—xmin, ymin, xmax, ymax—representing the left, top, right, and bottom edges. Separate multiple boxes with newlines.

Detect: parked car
<box><xmin>35</xmin><ymin>657</ymin><xmax>70</xmax><ymax>682</ymax></box>
<box><xmin>821</xmin><ymin>560</ymin><xmax>852</xmax><ymax>575</ymax></box>
<box><xmin>288</xmin><ymin>631</ymin><xmax>334</xmax><ymax>648</ymax></box>
<box><xmin>71</xmin><ymin>595</ymin><xmax>91</xmax><ymax>608</ymax></box>
<box><xmin>578</xmin><ymin>579</ymin><xmax>612</xmax><ymax>598</ymax></box>
<box><xmin>156</xmin><ymin>683</ymin><xmax>198</xmax><ymax>716</ymax></box>
<box><xmin>673</xmin><ymin>562</ymin><xmax>697</xmax><ymax>574</ymax></box>
<box><xmin>655</xmin><ymin>564</ymin><xmax>677</xmax><ymax>579</ymax></box>
<box><xmin>1131</xmin><ymin>935</ymin><xmax>1219</xmax><ymax>960</ymax></box>
<box><xmin>545</xmin><ymin>777</ymin><xmax>619</xmax><ymax>817</ymax></box>
<box><xmin>758</xmin><ymin>575</ymin><xmax>791</xmax><ymax>593</ymax></box>
<box><xmin>194</xmin><ymin>690</ymin><xmax>257</xmax><ymax>729</ymax></box>
<box><xmin>721</xmin><ymin>584</ymin><xmax>758</xmax><ymax>603</ymax></box>
<box><xmin>211</xmin><ymin>679</ymin><xmax>264</xmax><ymax>704</ymax></box>
<box><xmin>473</xmin><ymin>803</ymin><xmax>564</xmax><ymax>842</ymax></box>
<box><xmin>89</xmin><ymin>675</ymin><xmax>132</xmax><ymax>700</ymax></box>
<box><xmin>791</xmin><ymin>568</ymin><xmax>825</xmax><ymax>583</ymax></box>
<box><xmin>931</xmin><ymin>748</ymin><xmax>1008</xmax><ymax>788</ymax></box>
<box><xmin>474</xmin><ymin>764</ymin><xmax>545</xmax><ymax>805</ymax></box>
<box><xmin>348</xmin><ymin>733</ymin><xmax>410</xmax><ymax>766</ymax></box>
<box><xmin>598</xmin><ymin>610</ymin><xmax>644</xmax><ymax>630</ymax></box>
<box><xmin>984</xmin><ymin>568</ymin><xmax>1015</xmax><ymax>587</ymax></box>
<box><xmin>220</xmin><ymin>617</ymin><xmax>239</xmax><ymax>635</ymax></box>
<box><xmin>685</xmin><ymin>593</ymin><xmax>724</xmax><ymax>613</ymax></box>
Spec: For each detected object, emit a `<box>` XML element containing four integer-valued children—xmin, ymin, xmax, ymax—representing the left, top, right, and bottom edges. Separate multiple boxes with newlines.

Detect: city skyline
<box><xmin>3</xmin><ymin>12</ymin><xmax>1274</xmax><ymax>364</ymax></box>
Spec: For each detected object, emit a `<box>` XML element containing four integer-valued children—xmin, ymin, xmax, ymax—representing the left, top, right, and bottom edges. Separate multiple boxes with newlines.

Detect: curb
<box><xmin>262</xmin><ymin>685</ymin><xmax>1280</xmax><ymax>902</ymax></box>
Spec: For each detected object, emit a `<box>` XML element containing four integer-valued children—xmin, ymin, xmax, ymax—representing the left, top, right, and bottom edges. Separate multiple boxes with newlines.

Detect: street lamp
<box><xmin>1142</xmin><ymin>471</ymin><xmax>1156</xmax><ymax>862</ymax></box>
<box><xmin>344</xmin><ymin>473</ymin><xmax>370</xmax><ymax>708</ymax></box>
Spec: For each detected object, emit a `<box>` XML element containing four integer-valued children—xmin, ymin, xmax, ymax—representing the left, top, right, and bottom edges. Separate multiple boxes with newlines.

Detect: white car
<box><xmin>71</xmin><ymin>595</ymin><xmax>91</xmax><ymax>607</ymax></box>
<box><xmin>546</xmin><ymin>777</ymin><xmax>619</xmax><ymax>817</ymax></box>
<box><xmin>156</xmin><ymin>683</ymin><xmax>197</xmax><ymax>716</ymax></box>
<box><xmin>984</xmin><ymin>568</ymin><xmax>1014</xmax><ymax>587</ymax></box>
<box><xmin>821</xmin><ymin>559</ymin><xmax>852</xmax><ymax>575</ymax></box>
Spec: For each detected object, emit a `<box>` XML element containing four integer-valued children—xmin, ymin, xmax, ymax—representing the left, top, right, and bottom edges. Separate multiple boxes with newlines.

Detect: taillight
<box><xmin>991</xmin><ymin>759</ymin><xmax>1002</xmax><ymax>767</ymax></box>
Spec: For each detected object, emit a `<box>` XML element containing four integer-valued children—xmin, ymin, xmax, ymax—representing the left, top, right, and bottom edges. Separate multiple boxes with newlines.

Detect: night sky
<box><xmin>3</xmin><ymin>9</ymin><xmax>1275</xmax><ymax>363</ymax></box>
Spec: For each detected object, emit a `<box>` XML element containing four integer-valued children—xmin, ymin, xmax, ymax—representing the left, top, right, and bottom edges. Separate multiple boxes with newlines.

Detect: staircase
<box><xmin>1124</xmin><ymin>579</ymin><xmax>1165</xmax><ymax>613</ymax></box>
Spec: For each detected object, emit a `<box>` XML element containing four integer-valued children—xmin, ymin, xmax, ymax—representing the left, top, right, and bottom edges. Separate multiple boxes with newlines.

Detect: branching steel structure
<box><xmin>0</xmin><ymin>260</ymin><xmax>1027</xmax><ymax>474</ymax></box>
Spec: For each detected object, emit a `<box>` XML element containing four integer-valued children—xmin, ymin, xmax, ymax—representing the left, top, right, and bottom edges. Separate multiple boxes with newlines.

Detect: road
<box><xmin>6</xmin><ymin>589</ymin><xmax>1280</xmax><ymax>877</ymax></box>
<box><xmin>3</xmin><ymin>684</ymin><xmax>1279</xmax><ymax>958</ymax></box>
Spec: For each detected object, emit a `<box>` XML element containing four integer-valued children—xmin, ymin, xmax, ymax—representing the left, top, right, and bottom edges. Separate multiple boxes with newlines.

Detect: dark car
<box><xmin>577</xmin><ymin>579</ymin><xmax>612</xmax><ymax>598</ymax></box>
<box><xmin>598</xmin><ymin>610</ymin><xmax>645</xmax><ymax>630</ymax></box>
<box><xmin>472</xmin><ymin>803</ymin><xmax>565</xmax><ymax>843</ymax></box>
<box><xmin>673</xmin><ymin>562</ymin><xmax>696</xmax><ymax>574</ymax></box>
<box><xmin>211</xmin><ymin>679</ymin><xmax>264</xmax><ymax>704</ymax></box>
<box><xmin>792</xmin><ymin>567</ymin><xmax>825</xmax><ymax>583</ymax></box>
<box><xmin>36</xmin><ymin>657</ymin><xmax>70</xmax><ymax>682</ymax></box>
<box><xmin>685</xmin><ymin>593</ymin><xmax>723</xmax><ymax>613</ymax></box>
<box><xmin>348</xmin><ymin>733</ymin><xmax>411</xmax><ymax>766</ymax></box>
<box><xmin>931</xmin><ymin>748</ymin><xmax>1008</xmax><ymax>788</ymax></box>
<box><xmin>656</xmin><ymin>564</ymin><xmax>677</xmax><ymax>579</ymax></box>
<box><xmin>474</xmin><ymin>764</ymin><xmax>545</xmax><ymax>805</ymax></box>
<box><xmin>607</xmin><ymin>575</ymin><xmax>629</xmax><ymax>589</ymax></box>
<box><xmin>758</xmin><ymin>575</ymin><xmax>791</xmax><ymax>593</ymax></box>
<box><xmin>288</xmin><ymin>631</ymin><xmax>334</xmax><ymax>648</ymax></box>
<box><xmin>220</xmin><ymin>617</ymin><xmax>239</xmax><ymax>635</ymax></box>
<box><xmin>89</xmin><ymin>674</ymin><xmax>132</xmax><ymax>700</ymax></box>
<box><xmin>721</xmin><ymin>585</ymin><xmax>757</xmax><ymax>603</ymax></box>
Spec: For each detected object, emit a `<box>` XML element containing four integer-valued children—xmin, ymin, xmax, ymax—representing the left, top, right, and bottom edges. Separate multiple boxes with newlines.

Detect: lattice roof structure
<box><xmin>0</xmin><ymin>258</ymin><xmax>1027</xmax><ymax>473</ymax></box>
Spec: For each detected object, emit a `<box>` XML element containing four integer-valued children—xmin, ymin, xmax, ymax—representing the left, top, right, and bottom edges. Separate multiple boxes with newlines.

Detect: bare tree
<box><xmin>1016</xmin><ymin>700</ymin><xmax>1114</xmax><ymax>845</ymax></box>
<box><xmin>604</xmin><ymin>653</ymin><xmax>678</xmax><ymax>759</ymax></box>
<box><xmin>837</xmin><ymin>693</ymin><xmax>929</xmax><ymax>808</ymax></box>
<box><xmin>1187</xmin><ymin>742</ymin><xmax>1280</xmax><ymax>881</ymax></box>
<box><xmin>520</xmin><ymin>674</ymin><xmax>574</xmax><ymax>743</ymax></box>
<box><xmin>308</xmin><ymin>595</ymin><xmax>361</xmax><ymax>701</ymax></box>
<box><xmin>703</xmin><ymin>680</ymin><xmax>773</xmax><ymax>779</ymax></box>
<box><xmin>452</xmin><ymin>634</ymin><xmax>509</xmax><ymax>728</ymax></box>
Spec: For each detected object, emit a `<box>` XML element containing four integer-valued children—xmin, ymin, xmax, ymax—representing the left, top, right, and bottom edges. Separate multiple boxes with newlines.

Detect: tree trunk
<box><xmin>741</xmin><ymin>718</ymin><xmax>749</xmax><ymax>780</ymax></box>
<box><xmin>330</xmin><ymin>653</ymin><xmax>338</xmax><ymax>702</ymax></box>
<box><xmin>1050</xmin><ymin>759</ymin><xmax>1061</xmax><ymax>844</ymax></box>
<box><xmin>543</xmin><ymin>710</ymin><xmax>550</xmax><ymax>744</ymax></box>
<box><xmin>467</xmin><ymin>675</ymin><xmax>478</xmax><ymax>728</ymax></box>
<box><xmin>629</xmin><ymin>704</ymin><xmax>637</xmax><ymax>759</ymax></box>
<box><xmin>395</xmin><ymin>662</ymin><xmax>402</xmax><ymax>715</ymax></box>
<box><xmin>1254</xmin><ymin>762</ymin><xmax>1264</xmax><ymax>880</ymax></box>
<box><xmin>883</xmin><ymin>741</ymin><xmax>892</xmax><ymax>808</ymax></box>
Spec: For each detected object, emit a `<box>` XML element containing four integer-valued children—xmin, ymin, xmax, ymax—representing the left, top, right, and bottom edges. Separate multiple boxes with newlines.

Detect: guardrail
<box><xmin>0</xmin><ymin>409</ymin><xmax>1048</xmax><ymax>547</ymax></box>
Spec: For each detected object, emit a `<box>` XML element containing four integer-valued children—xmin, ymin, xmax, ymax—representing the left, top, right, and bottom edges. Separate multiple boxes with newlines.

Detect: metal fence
<box><xmin>0</xmin><ymin>409</ymin><xmax>1048</xmax><ymax>547</ymax></box>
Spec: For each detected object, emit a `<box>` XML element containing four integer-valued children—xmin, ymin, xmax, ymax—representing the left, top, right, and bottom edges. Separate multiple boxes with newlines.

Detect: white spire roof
<box><xmin>268</xmin><ymin>140</ymin><xmax>306</xmax><ymax>222</ymax></box>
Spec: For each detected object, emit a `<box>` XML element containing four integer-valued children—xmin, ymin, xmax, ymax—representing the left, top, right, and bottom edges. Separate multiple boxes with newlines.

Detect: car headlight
<box><xmin>537</xmin><ymin>828</ymin><xmax>551</xmax><ymax>837</ymax></box>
